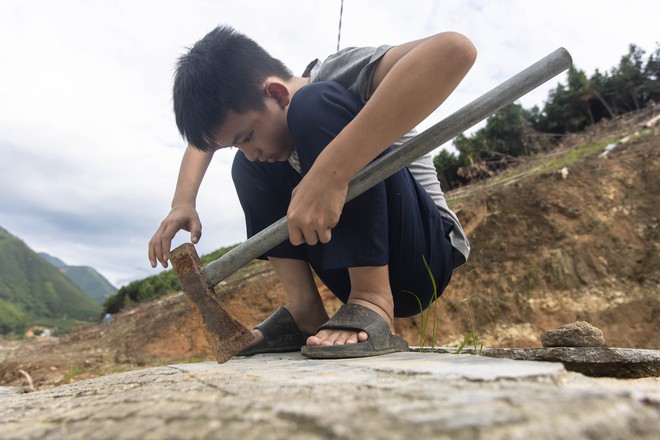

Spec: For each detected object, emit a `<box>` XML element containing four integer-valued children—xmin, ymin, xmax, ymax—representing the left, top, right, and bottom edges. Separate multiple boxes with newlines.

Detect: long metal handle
<box><xmin>203</xmin><ymin>47</ymin><xmax>573</xmax><ymax>286</ymax></box>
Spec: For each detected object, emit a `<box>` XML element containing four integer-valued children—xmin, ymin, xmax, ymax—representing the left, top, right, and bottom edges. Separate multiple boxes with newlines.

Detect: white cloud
<box><xmin>0</xmin><ymin>0</ymin><xmax>657</xmax><ymax>286</ymax></box>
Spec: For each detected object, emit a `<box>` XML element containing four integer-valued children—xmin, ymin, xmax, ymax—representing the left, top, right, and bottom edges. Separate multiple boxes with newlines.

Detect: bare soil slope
<box><xmin>2</xmin><ymin>109</ymin><xmax>658</xmax><ymax>389</ymax></box>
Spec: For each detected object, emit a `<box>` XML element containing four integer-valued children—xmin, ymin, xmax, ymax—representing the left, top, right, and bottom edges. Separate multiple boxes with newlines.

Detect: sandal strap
<box><xmin>237</xmin><ymin>307</ymin><xmax>309</xmax><ymax>356</ymax></box>
<box><xmin>254</xmin><ymin>307</ymin><xmax>303</xmax><ymax>338</ymax></box>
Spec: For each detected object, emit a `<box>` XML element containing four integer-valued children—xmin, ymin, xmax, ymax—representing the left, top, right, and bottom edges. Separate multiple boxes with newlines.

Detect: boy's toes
<box><xmin>306</xmin><ymin>335</ymin><xmax>322</xmax><ymax>346</ymax></box>
<box><xmin>305</xmin><ymin>329</ymin><xmax>369</xmax><ymax>346</ymax></box>
<box><xmin>306</xmin><ymin>332</ymin><xmax>332</xmax><ymax>346</ymax></box>
<box><xmin>335</xmin><ymin>333</ymin><xmax>353</xmax><ymax>345</ymax></box>
<box><xmin>319</xmin><ymin>330</ymin><xmax>339</xmax><ymax>345</ymax></box>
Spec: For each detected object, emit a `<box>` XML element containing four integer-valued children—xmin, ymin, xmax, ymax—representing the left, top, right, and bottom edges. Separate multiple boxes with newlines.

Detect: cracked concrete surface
<box><xmin>1</xmin><ymin>352</ymin><xmax>659</xmax><ymax>439</ymax></box>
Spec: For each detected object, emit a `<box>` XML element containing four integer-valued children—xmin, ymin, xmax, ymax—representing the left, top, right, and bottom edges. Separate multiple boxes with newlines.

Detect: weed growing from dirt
<box><xmin>64</xmin><ymin>361</ymin><xmax>87</xmax><ymax>383</ymax></box>
<box><xmin>405</xmin><ymin>256</ymin><xmax>442</xmax><ymax>350</ymax></box>
<box><xmin>406</xmin><ymin>255</ymin><xmax>440</xmax><ymax>351</ymax></box>
<box><xmin>0</xmin><ymin>351</ymin><xmax>11</xmax><ymax>376</ymax></box>
<box><xmin>452</xmin><ymin>295</ymin><xmax>484</xmax><ymax>355</ymax></box>
<box><xmin>406</xmin><ymin>257</ymin><xmax>487</xmax><ymax>354</ymax></box>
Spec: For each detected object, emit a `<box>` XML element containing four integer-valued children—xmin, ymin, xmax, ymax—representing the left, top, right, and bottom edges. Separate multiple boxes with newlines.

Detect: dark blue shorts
<box><xmin>232</xmin><ymin>81</ymin><xmax>454</xmax><ymax>317</ymax></box>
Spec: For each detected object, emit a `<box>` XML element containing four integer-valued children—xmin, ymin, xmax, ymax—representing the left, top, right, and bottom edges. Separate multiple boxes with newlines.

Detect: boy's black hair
<box><xmin>173</xmin><ymin>26</ymin><xmax>293</xmax><ymax>151</ymax></box>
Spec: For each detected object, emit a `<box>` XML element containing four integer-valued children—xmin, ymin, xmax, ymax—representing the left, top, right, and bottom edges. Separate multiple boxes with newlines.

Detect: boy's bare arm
<box><xmin>287</xmin><ymin>32</ymin><xmax>477</xmax><ymax>246</ymax></box>
<box><xmin>148</xmin><ymin>145</ymin><xmax>216</xmax><ymax>268</ymax></box>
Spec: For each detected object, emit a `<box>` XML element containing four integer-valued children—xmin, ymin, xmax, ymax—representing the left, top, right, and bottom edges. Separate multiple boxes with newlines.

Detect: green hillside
<box><xmin>39</xmin><ymin>252</ymin><xmax>117</xmax><ymax>304</ymax></box>
<box><xmin>38</xmin><ymin>253</ymin><xmax>66</xmax><ymax>268</ymax></box>
<box><xmin>0</xmin><ymin>227</ymin><xmax>102</xmax><ymax>332</ymax></box>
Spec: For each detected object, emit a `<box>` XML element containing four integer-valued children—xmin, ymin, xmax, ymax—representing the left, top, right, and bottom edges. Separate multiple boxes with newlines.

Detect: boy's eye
<box><xmin>243</xmin><ymin>132</ymin><xmax>253</xmax><ymax>143</ymax></box>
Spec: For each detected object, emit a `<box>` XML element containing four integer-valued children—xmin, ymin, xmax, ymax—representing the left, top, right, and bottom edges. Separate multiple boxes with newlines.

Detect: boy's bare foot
<box><xmin>242</xmin><ymin>257</ymin><xmax>328</xmax><ymax>349</ymax></box>
<box><xmin>305</xmin><ymin>297</ymin><xmax>394</xmax><ymax>346</ymax></box>
<box><xmin>246</xmin><ymin>304</ymin><xmax>328</xmax><ymax>347</ymax></box>
<box><xmin>243</xmin><ymin>264</ymin><xmax>395</xmax><ymax>351</ymax></box>
<box><xmin>306</xmin><ymin>265</ymin><xmax>395</xmax><ymax>347</ymax></box>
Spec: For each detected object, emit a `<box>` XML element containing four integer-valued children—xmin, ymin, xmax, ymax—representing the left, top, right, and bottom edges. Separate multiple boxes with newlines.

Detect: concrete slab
<box><xmin>428</xmin><ymin>347</ymin><xmax>660</xmax><ymax>378</ymax></box>
<box><xmin>0</xmin><ymin>386</ymin><xmax>28</xmax><ymax>395</ymax></box>
<box><xmin>174</xmin><ymin>351</ymin><xmax>566</xmax><ymax>382</ymax></box>
<box><xmin>1</xmin><ymin>352</ymin><xmax>659</xmax><ymax>439</ymax></box>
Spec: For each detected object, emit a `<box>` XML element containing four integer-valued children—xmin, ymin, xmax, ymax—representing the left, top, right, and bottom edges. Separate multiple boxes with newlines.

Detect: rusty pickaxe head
<box><xmin>170</xmin><ymin>243</ymin><xmax>254</xmax><ymax>363</ymax></box>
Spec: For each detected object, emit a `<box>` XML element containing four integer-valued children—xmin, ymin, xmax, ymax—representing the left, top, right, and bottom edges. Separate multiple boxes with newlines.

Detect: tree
<box><xmin>454</xmin><ymin>103</ymin><xmax>541</xmax><ymax>163</ymax></box>
<box><xmin>539</xmin><ymin>66</ymin><xmax>592</xmax><ymax>133</ymax></box>
<box><xmin>439</xmin><ymin>104</ymin><xmax>548</xmax><ymax>186</ymax></box>
<box><xmin>434</xmin><ymin>149</ymin><xmax>464</xmax><ymax>190</ymax></box>
<box><xmin>608</xmin><ymin>44</ymin><xmax>647</xmax><ymax>113</ymax></box>
<box><xmin>479</xmin><ymin>103</ymin><xmax>539</xmax><ymax>157</ymax></box>
<box><xmin>433</xmin><ymin>43</ymin><xmax>659</xmax><ymax>188</ymax></box>
<box><xmin>640</xmin><ymin>44</ymin><xmax>660</xmax><ymax>104</ymax></box>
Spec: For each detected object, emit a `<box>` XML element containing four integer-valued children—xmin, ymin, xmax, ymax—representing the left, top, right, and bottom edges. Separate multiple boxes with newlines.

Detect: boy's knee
<box><xmin>441</xmin><ymin>32</ymin><xmax>477</xmax><ymax>68</ymax></box>
<box><xmin>289</xmin><ymin>81</ymin><xmax>363</xmax><ymax>130</ymax></box>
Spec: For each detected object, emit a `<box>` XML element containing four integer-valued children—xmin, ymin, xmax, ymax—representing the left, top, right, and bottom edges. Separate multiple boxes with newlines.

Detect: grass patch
<box><xmin>405</xmin><ymin>256</ymin><xmax>442</xmax><ymax>350</ymax></box>
<box><xmin>452</xmin><ymin>295</ymin><xmax>484</xmax><ymax>355</ymax></box>
<box><xmin>446</xmin><ymin>194</ymin><xmax>467</xmax><ymax>208</ymax></box>
<box><xmin>111</xmin><ymin>364</ymin><xmax>133</xmax><ymax>375</ymax></box>
<box><xmin>0</xmin><ymin>351</ymin><xmax>11</xmax><ymax>376</ymax></box>
<box><xmin>406</xmin><ymin>257</ymin><xmax>486</xmax><ymax>354</ymax></box>
<box><xmin>176</xmin><ymin>354</ymin><xmax>211</xmax><ymax>364</ymax></box>
<box><xmin>64</xmin><ymin>361</ymin><xmax>88</xmax><ymax>383</ymax></box>
<box><xmin>532</xmin><ymin>139</ymin><xmax>615</xmax><ymax>175</ymax></box>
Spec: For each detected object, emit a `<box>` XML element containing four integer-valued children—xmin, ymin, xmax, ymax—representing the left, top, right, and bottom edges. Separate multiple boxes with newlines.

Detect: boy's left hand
<box><xmin>287</xmin><ymin>167</ymin><xmax>348</xmax><ymax>246</ymax></box>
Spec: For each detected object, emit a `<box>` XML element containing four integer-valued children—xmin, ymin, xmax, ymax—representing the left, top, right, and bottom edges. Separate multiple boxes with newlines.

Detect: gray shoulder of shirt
<box><xmin>310</xmin><ymin>45</ymin><xmax>393</xmax><ymax>100</ymax></box>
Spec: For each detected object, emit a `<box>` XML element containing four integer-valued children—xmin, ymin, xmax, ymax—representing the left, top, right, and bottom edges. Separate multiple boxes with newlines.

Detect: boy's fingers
<box><xmin>148</xmin><ymin>229</ymin><xmax>165</xmax><ymax>268</ymax></box>
<box><xmin>317</xmin><ymin>227</ymin><xmax>332</xmax><ymax>244</ymax></box>
<box><xmin>160</xmin><ymin>235</ymin><xmax>173</xmax><ymax>267</ymax></box>
<box><xmin>158</xmin><ymin>224</ymin><xmax>181</xmax><ymax>267</ymax></box>
<box><xmin>148</xmin><ymin>244</ymin><xmax>157</xmax><ymax>268</ymax></box>
<box><xmin>154</xmin><ymin>240</ymin><xmax>167</xmax><ymax>268</ymax></box>
<box><xmin>288</xmin><ymin>219</ymin><xmax>332</xmax><ymax>246</ymax></box>
<box><xmin>190</xmin><ymin>221</ymin><xmax>202</xmax><ymax>243</ymax></box>
<box><xmin>288</xmin><ymin>225</ymin><xmax>305</xmax><ymax>246</ymax></box>
<box><xmin>303</xmin><ymin>230</ymin><xmax>319</xmax><ymax>246</ymax></box>
<box><xmin>149</xmin><ymin>211</ymin><xmax>198</xmax><ymax>268</ymax></box>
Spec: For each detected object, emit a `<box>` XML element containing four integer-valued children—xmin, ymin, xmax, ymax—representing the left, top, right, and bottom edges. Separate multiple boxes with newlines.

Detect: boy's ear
<box><xmin>264</xmin><ymin>80</ymin><xmax>290</xmax><ymax>108</ymax></box>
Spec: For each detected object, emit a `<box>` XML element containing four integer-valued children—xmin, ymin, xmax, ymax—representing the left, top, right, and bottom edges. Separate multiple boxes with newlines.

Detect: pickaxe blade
<box><xmin>170</xmin><ymin>243</ymin><xmax>255</xmax><ymax>363</ymax></box>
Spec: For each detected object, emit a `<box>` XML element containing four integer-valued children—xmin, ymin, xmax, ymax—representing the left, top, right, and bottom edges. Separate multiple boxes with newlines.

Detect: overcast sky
<box><xmin>0</xmin><ymin>0</ymin><xmax>657</xmax><ymax>287</ymax></box>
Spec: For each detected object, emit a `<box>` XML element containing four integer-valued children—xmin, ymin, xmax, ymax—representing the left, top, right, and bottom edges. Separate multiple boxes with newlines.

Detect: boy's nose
<box><xmin>244</xmin><ymin>148</ymin><xmax>260</xmax><ymax>162</ymax></box>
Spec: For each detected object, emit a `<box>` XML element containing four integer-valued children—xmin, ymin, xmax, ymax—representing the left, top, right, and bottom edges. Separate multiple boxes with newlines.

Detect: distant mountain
<box><xmin>38</xmin><ymin>252</ymin><xmax>66</xmax><ymax>269</ymax></box>
<box><xmin>0</xmin><ymin>226</ymin><xmax>101</xmax><ymax>330</ymax></box>
<box><xmin>39</xmin><ymin>252</ymin><xmax>117</xmax><ymax>304</ymax></box>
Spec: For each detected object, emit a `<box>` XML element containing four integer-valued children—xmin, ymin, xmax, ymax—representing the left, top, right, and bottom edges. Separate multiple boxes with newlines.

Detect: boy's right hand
<box><xmin>148</xmin><ymin>205</ymin><xmax>202</xmax><ymax>268</ymax></box>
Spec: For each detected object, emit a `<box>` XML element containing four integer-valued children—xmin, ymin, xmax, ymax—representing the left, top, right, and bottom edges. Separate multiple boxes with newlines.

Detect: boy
<box><xmin>148</xmin><ymin>26</ymin><xmax>476</xmax><ymax>358</ymax></box>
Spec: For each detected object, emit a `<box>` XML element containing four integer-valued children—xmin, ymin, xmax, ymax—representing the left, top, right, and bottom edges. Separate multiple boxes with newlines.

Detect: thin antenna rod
<box><xmin>337</xmin><ymin>0</ymin><xmax>344</xmax><ymax>51</ymax></box>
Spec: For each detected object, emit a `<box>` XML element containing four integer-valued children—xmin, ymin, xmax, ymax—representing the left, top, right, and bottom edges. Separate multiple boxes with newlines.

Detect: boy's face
<box><xmin>213</xmin><ymin>98</ymin><xmax>293</xmax><ymax>162</ymax></box>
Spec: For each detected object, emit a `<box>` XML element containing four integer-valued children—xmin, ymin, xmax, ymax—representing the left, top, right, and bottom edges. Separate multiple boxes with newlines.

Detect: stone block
<box><xmin>541</xmin><ymin>321</ymin><xmax>605</xmax><ymax>347</ymax></box>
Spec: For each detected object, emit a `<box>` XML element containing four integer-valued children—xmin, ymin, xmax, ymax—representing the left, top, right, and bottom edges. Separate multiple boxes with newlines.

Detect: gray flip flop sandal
<box><xmin>301</xmin><ymin>303</ymin><xmax>409</xmax><ymax>359</ymax></box>
<box><xmin>237</xmin><ymin>307</ymin><xmax>310</xmax><ymax>356</ymax></box>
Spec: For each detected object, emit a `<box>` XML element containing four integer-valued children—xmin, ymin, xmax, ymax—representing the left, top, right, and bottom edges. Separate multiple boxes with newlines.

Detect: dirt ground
<box><xmin>2</xmin><ymin>109</ymin><xmax>658</xmax><ymax>390</ymax></box>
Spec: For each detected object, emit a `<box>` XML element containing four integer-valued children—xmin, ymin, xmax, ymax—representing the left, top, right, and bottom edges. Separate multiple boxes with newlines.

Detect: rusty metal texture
<box><xmin>170</xmin><ymin>243</ymin><xmax>255</xmax><ymax>363</ymax></box>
